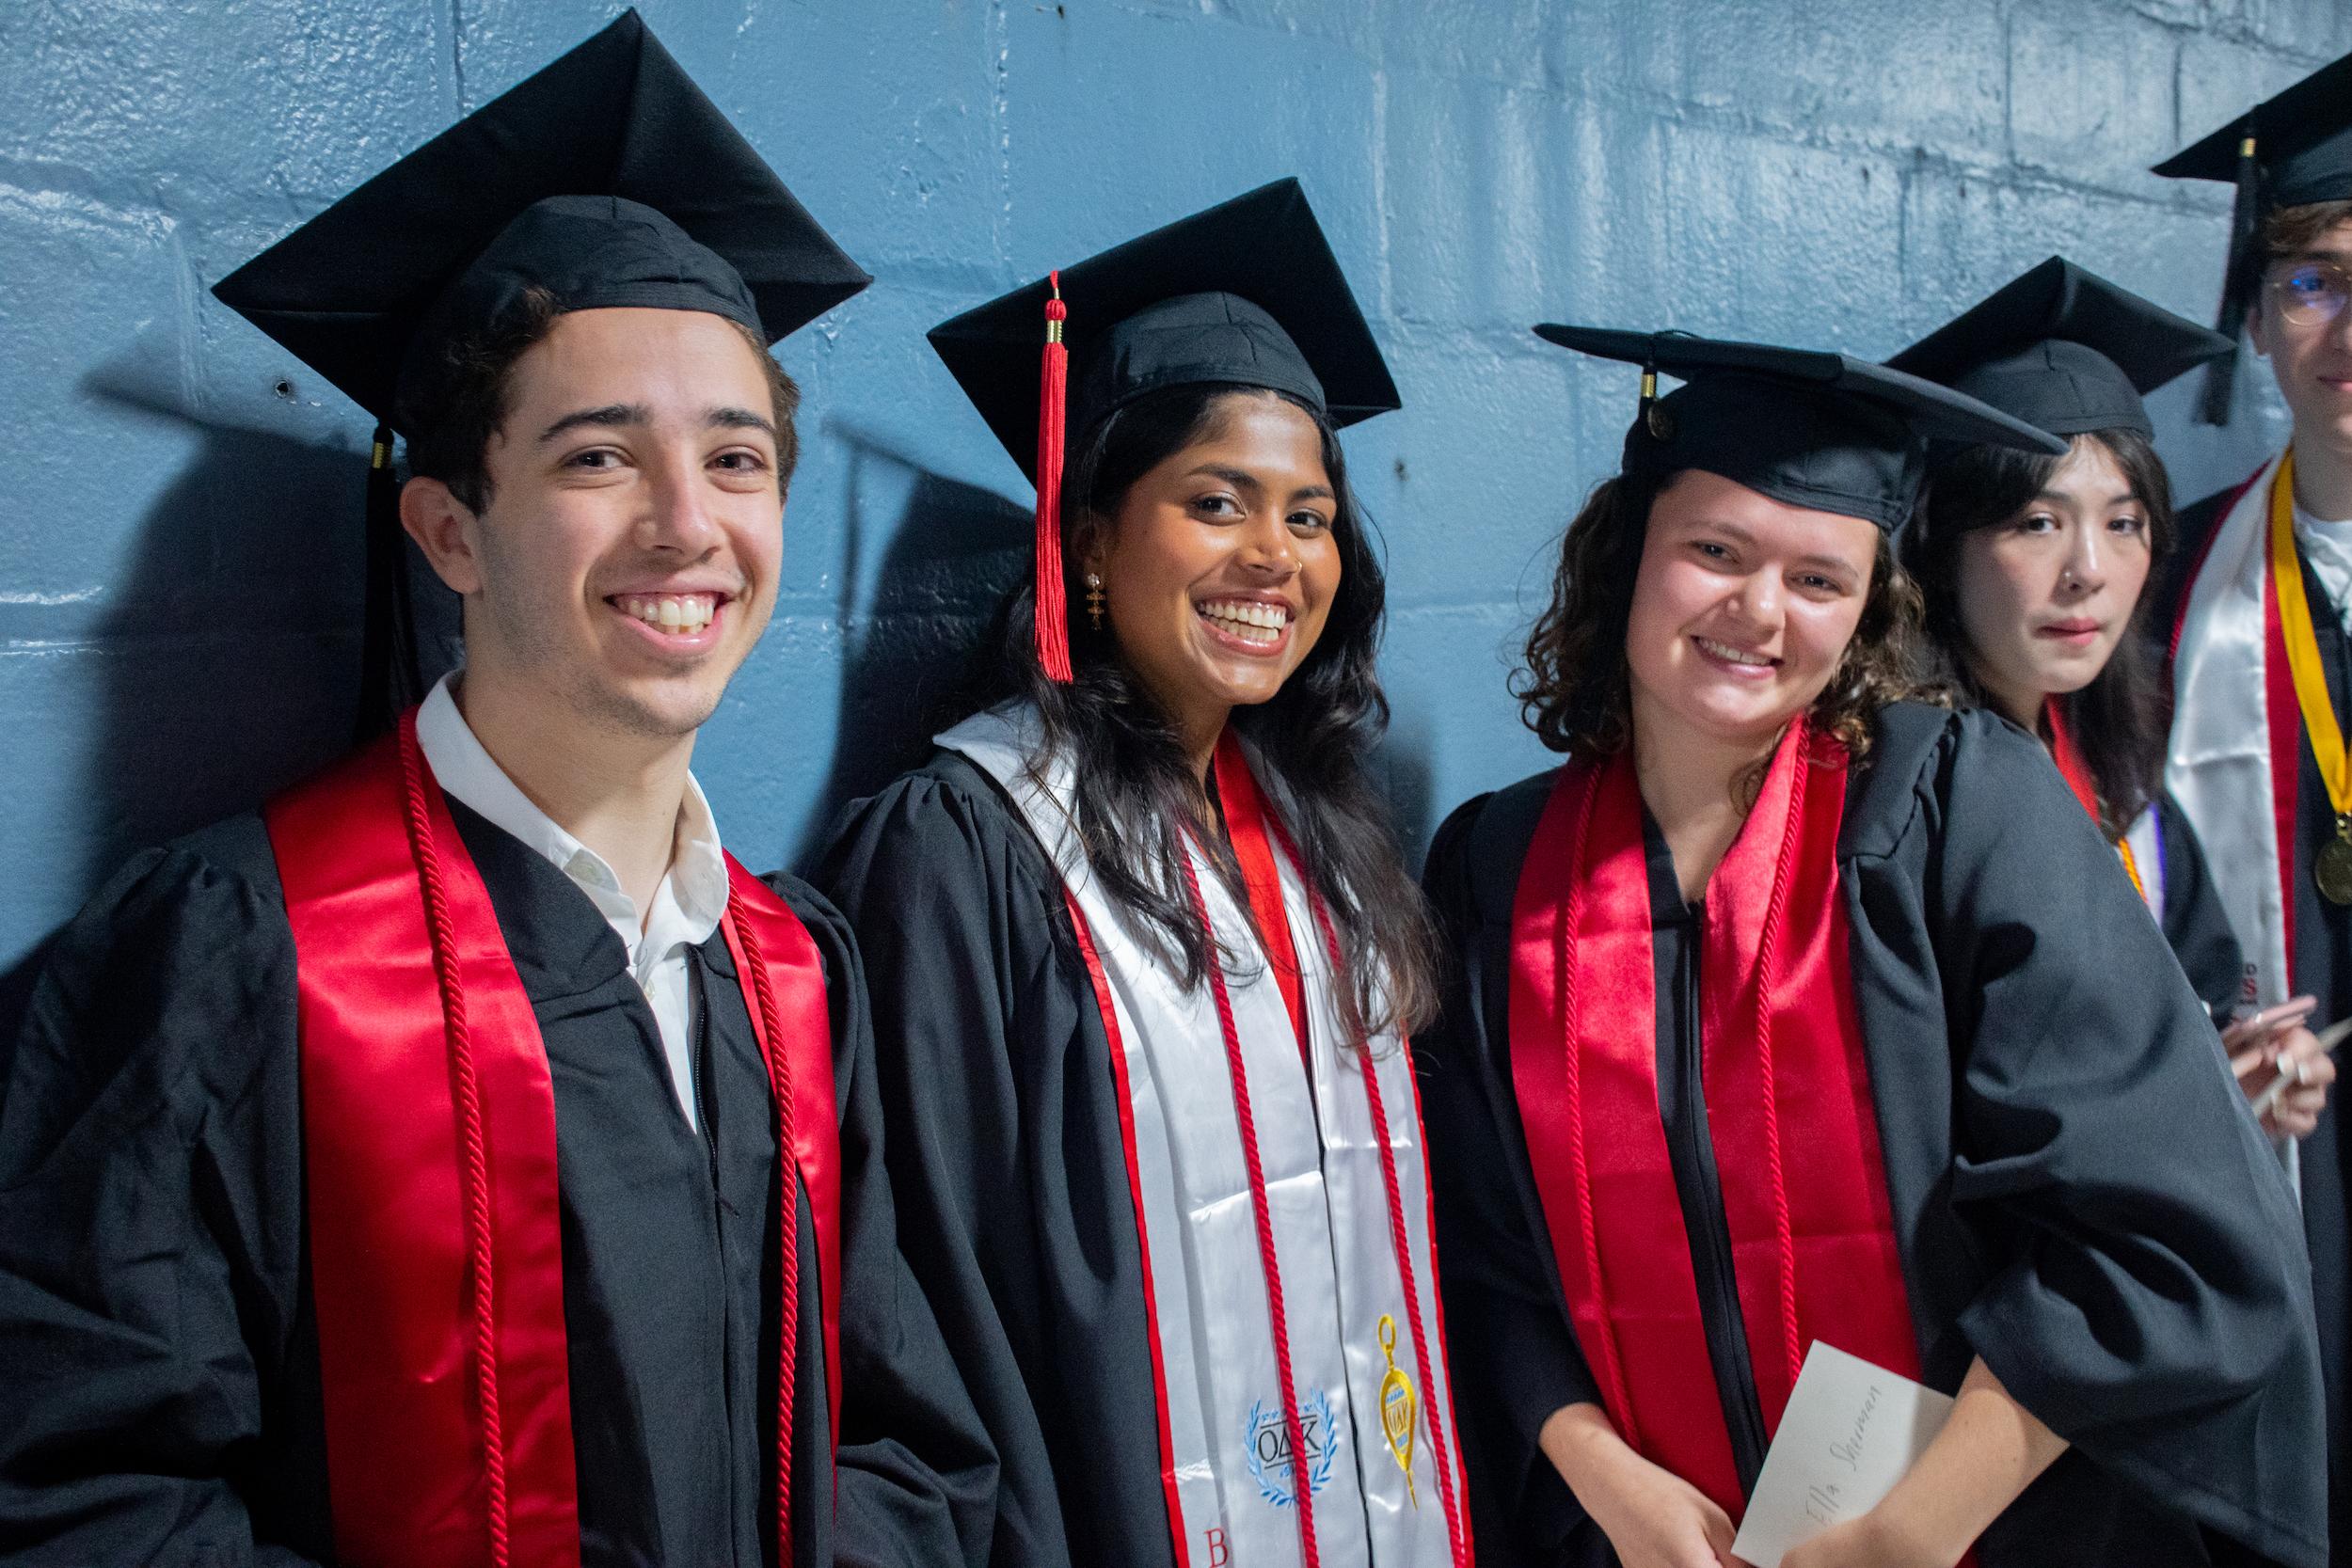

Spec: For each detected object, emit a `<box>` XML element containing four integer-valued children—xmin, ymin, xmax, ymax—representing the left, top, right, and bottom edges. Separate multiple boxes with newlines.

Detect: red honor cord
<box><xmin>1197</xmin><ymin>735</ymin><xmax>1474</xmax><ymax>1566</ymax></box>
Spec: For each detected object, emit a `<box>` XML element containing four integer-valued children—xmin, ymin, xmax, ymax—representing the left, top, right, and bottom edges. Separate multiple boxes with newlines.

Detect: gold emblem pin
<box><xmin>1377</xmin><ymin>1314</ymin><xmax>1419</xmax><ymax>1506</ymax></box>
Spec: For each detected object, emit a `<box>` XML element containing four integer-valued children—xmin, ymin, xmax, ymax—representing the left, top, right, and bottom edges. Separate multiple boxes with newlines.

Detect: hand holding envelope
<box><xmin>1728</xmin><ymin>1345</ymin><xmax>1955</xmax><ymax>1568</ymax></box>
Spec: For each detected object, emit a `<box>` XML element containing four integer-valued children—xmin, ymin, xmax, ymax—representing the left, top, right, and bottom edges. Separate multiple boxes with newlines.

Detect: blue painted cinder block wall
<box><xmin>3</xmin><ymin>0</ymin><xmax>2345</xmax><ymax>1007</ymax></box>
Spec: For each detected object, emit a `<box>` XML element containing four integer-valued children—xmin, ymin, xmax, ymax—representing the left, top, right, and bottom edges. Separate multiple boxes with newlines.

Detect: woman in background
<box><xmin>1896</xmin><ymin>256</ymin><xmax>2332</xmax><ymax>1137</ymax></box>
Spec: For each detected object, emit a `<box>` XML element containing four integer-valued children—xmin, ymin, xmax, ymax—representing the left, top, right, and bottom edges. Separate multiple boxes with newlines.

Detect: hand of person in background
<box><xmin>2228</xmin><ymin>1012</ymin><xmax>2338</xmax><ymax>1138</ymax></box>
<box><xmin>2218</xmin><ymin>995</ymin><xmax>2315</xmax><ymax>1062</ymax></box>
<box><xmin>1540</xmin><ymin>1403</ymin><xmax>1738</xmax><ymax>1568</ymax></box>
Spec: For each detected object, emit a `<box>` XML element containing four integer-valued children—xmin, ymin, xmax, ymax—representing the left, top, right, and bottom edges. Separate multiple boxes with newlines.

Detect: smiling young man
<box><xmin>0</xmin><ymin>15</ymin><xmax>992</xmax><ymax>1568</ymax></box>
<box><xmin>2158</xmin><ymin>50</ymin><xmax>2352</xmax><ymax>1557</ymax></box>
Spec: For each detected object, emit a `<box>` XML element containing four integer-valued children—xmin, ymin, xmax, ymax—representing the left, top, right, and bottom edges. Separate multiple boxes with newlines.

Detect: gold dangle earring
<box><xmin>1086</xmin><ymin>572</ymin><xmax>1106</xmax><ymax>632</ymax></box>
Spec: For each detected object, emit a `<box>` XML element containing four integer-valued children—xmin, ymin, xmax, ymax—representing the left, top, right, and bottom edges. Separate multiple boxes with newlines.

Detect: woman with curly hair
<box><xmin>1416</xmin><ymin>327</ymin><xmax>2325</xmax><ymax>1568</ymax></box>
<box><xmin>818</xmin><ymin>182</ymin><xmax>1469</xmax><ymax>1568</ymax></box>
<box><xmin>1895</xmin><ymin>256</ymin><xmax>2331</xmax><ymax>1142</ymax></box>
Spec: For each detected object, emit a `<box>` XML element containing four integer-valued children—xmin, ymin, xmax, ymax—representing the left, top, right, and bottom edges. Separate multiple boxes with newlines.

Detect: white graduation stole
<box><xmin>940</xmin><ymin>705</ymin><xmax>1462</xmax><ymax>1568</ymax></box>
<box><xmin>2169</xmin><ymin>450</ymin><xmax>2299</xmax><ymax>1184</ymax></box>
<box><xmin>2170</xmin><ymin>451</ymin><xmax>2291</xmax><ymax>1014</ymax></box>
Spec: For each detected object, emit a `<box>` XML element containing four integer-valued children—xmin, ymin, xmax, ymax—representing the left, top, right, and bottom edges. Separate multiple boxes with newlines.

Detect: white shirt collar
<box><xmin>2293</xmin><ymin>499</ymin><xmax>2352</xmax><ymax>634</ymax></box>
<box><xmin>412</xmin><ymin>674</ymin><xmax>729</xmax><ymax>962</ymax></box>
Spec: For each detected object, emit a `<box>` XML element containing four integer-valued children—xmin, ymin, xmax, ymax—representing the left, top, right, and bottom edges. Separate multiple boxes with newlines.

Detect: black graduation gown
<box><xmin>0</xmin><ymin>800</ymin><xmax>994</xmax><ymax>1567</ymax></box>
<box><xmin>2168</xmin><ymin>482</ymin><xmax>2352</xmax><ymax>1554</ymax></box>
<box><xmin>2280</xmin><ymin>545</ymin><xmax>2352</xmax><ymax>1564</ymax></box>
<box><xmin>2150</xmin><ymin>785</ymin><xmax>2247</xmax><ymax>1026</ymax></box>
<box><xmin>813</xmin><ymin>752</ymin><xmax>1186</xmax><ymax>1568</ymax></box>
<box><xmin>1963</xmin><ymin>708</ymin><xmax>2241</xmax><ymax>1023</ymax></box>
<box><xmin>1417</xmin><ymin>703</ymin><xmax>2326</xmax><ymax>1568</ymax></box>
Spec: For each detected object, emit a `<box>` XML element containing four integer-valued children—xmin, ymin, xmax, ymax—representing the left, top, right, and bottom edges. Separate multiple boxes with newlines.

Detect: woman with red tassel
<box><xmin>817</xmin><ymin>180</ymin><xmax>1472</xmax><ymax>1568</ymax></box>
<box><xmin>1416</xmin><ymin>325</ymin><xmax>2325</xmax><ymax>1568</ymax></box>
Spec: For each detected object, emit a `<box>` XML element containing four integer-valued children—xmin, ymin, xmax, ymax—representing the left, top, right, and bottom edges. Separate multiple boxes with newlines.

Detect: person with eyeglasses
<box><xmin>2157</xmin><ymin>49</ymin><xmax>2352</xmax><ymax>1560</ymax></box>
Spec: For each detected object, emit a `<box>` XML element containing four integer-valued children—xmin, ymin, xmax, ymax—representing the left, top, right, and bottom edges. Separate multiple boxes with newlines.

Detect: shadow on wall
<box><xmin>0</xmin><ymin>945</ymin><xmax>49</xmax><ymax>1082</ymax></box>
<box><xmin>0</xmin><ymin>367</ymin><xmax>461</xmax><ymax>1052</ymax></box>
<box><xmin>791</xmin><ymin>419</ymin><xmax>1030</xmax><ymax>868</ymax></box>
<box><xmin>1372</xmin><ymin>708</ymin><xmax>1438</xmax><ymax>873</ymax></box>
<box><xmin>69</xmin><ymin>376</ymin><xmax>467</xmax><ymax>904</ymax></box>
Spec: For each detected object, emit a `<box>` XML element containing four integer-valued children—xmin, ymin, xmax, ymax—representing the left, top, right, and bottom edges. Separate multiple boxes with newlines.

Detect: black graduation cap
<box><xmin>212</xmin><ymin>8</ymin><xmax>871</xmax><ymax>736</ymax></box>
<box><xmin>1887</xmin><ymin>257</ymin><xmax>2233</xmax><ymax>438</ymax></box>
<box><xmin>1533</xmin><ymin>325</ymin><xmax>2068</xmax><ymax>532</ymax></box>
<box><xmin>928</xmin><ymin>179</ymin><xmax>1397</xmax><ymax>680</ymax></box>
<box><xmin>2153</xmin><ymin>49</ymin><xmax>2352</xmax><ymax>423</ymax></box>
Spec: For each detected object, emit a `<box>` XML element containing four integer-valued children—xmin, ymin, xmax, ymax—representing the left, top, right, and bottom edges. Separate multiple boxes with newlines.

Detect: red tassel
<box><xmin>1035</xmin><ymin>271</ymin><xmax>1073</xmax><ymax>682</ymax></box>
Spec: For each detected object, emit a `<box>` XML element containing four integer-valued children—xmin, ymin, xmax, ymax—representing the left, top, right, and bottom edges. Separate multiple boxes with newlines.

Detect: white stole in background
<box><xmin>2169</xmin><ymin>451</ymin><xmax>2287</xmax><ymax>1011</ymax></box>
<box><xmin>2168</xmin><ymin>451</ymin><xmax>2299</xmax><ymax>1186</ymax></box>
<box><xmin>940</xmin><ymin>705</ymin><xmax>1462</xmax><ymax>1568</ymax></box>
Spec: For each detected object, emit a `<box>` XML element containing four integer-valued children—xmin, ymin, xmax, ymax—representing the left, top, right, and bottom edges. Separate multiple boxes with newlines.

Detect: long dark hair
<box><xmin>1903</xmin><ymin>429</ymin><xmax>2172</xmax><ymax>839</ymax></box>
<box><xmin>1515</xmin><ymin>468</ymin><xmax>1938</xmax><ymax>768</ymax></box>
<box><xmin>979</xmin><ymin>382</ymin><xmax>1437</xmax><ymax>1043</ymax></box>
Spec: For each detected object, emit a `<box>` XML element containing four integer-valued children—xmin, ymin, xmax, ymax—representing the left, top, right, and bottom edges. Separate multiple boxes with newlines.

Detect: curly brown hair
<box><xmin>1513</xmin><ymin>468</ymin><xmax>1942</xmax><ymax>768</ymax></box>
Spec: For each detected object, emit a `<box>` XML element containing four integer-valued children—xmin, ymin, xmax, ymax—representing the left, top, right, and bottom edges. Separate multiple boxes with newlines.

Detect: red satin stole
<box><xmin>266</xmin><ymin>714</ymin><xmax>839</xmax><ymax>1568</ymax></box>
<box><xmin>1204</xmin><ymin>727</ymin><xmax>1475</xmax><ymax>1566</ymax></box>
<box><xmin>1212</xmin><ymin>728</ymin><xmax>1308</xmax><ymax>1053</ymax></box>
<box><xmin>720</xmin><ymin>855</ymin><xmax>848</xmax><ymax>1466</ymax></box>
<box><xmin>1505</xmin><ymin>723</ymin><xmax>1919</xmax><ymax>1516</ymax></box>
<box><xmin>2043</xmin><ymin>701</ymin><xmax>2101</xmax><ymax>825</ymax></box>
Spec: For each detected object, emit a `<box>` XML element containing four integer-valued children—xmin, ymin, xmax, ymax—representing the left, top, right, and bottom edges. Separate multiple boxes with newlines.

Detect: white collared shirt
<box><xmin>2294</xmin><ymin>500</ymin><xmax>2352</xmax><ymax>637</ymax></box>
<box><xmin>415</xmin><ymin>674</ymin><xmax>729</xmax><ymax>1131</ymax></box>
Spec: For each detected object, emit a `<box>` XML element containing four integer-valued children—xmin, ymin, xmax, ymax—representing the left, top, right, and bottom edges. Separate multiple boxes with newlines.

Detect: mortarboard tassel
<box><xmin>355</xmin><ymin>422</ymin><xmax>423</xmax><ymax>741</ymax></box>
<box><xmin>2199</xmin><ymin>130</ymin><xmax>2261</xmax><ymax>426</ymax></box>
<box><xmin>1034</xmin><ymin>272</ymin><xmax>1074</xmax><ymax>683</ymax></box>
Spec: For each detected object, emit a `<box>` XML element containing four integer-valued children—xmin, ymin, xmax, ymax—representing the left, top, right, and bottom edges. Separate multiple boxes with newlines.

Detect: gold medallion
<box><xmin>2319</xmin><ymin>824</ymin><xmax>2352</xmax><ymax>907</ymax></box>
<box><xmin>1376</xmin><ymin>1315</ymin><xmax>1419</xmax><ymax>1506</ymax></box>
<box><xmin>2269</xmin><ymin>458</ymin><xmax>2352</xmax><ymax>909</ymax></box>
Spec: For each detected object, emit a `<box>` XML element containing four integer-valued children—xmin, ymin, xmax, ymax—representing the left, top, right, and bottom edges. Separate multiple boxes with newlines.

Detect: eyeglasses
<box><xmin>2265</xmin><ymin>260</ymin><xmax>2352</xmax><ymax>326</ymax></box>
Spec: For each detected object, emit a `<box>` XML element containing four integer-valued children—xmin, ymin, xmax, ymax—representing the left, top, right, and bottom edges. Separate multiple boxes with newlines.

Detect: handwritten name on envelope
<box><xmin>1729</xmin><ymin>1342</ymin><xmax>1954</xmax><ymax>1568</ymax></box>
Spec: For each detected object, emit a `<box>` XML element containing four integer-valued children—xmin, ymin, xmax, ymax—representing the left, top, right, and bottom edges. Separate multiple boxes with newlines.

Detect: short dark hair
<box><xmin>1905</xmin><ymin>429</ymin><xmax>2174</xmax><ymax>838</ymax></box>
<box><xmin>2259</xmin><ymin>198</ymin><xmax>2352</xmax><ymax>275</ymax></box>
<box><xmin>404</xmin><ymin>286</ymin><xmax>803</xmax><ymax>514</ymax></box>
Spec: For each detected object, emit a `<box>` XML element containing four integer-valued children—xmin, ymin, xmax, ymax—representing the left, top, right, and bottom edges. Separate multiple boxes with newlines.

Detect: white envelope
<box><xmin>1729</xmin><ymin>1341</ymin><xmax>1954</xmax><ymax>1568</ymax></box>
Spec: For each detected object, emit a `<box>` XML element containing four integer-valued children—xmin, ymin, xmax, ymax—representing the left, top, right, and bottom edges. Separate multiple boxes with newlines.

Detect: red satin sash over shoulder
<box><xmin>1504</xmin><ymin>721</ymin><xmax>1919</xmax><ymax>1517</ymax></box>
<box><xmin>719</xmin><ymin>856</ymin><xmax>846</xmax><ymax>1458</ymax></box>
<box><xmin>267</xmin><ymin>712</ymin><xmax>842</xmax><ymax>1568</ymax></box>
<box><xmin>1212</xmin><ymin>729</ymin><xmax>1309</xmax><ymax>1053</ymax></box>
<box><xmin>268</xmin><ymin>717</ymin><xmax>580</xmax><ymax>1568</ymax></box>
